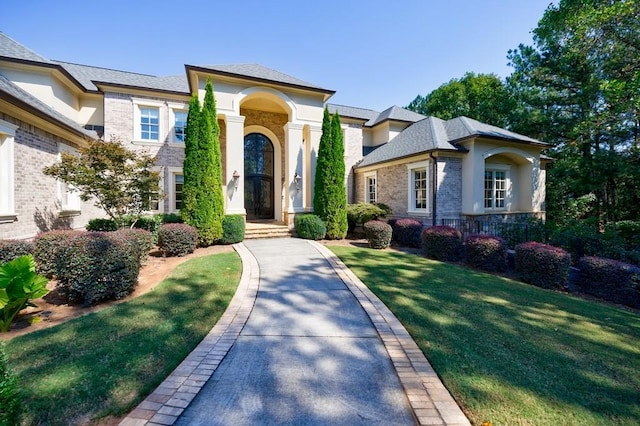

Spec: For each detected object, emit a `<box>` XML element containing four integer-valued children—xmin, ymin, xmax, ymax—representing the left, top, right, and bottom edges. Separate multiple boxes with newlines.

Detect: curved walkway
<box><xmin>119</xmin><ymin>238</ymin><xmax>470</xmax><ymax>426</ymax></box>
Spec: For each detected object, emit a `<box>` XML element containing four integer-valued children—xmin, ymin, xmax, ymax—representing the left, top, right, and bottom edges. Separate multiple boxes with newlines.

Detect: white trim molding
<box><xmin>406</xmin><ymin>160</ymin><xmax>430</xmax><ymax>214</ymax></box>
<box><xmin>0</xmin><ymin>119</ymin><xmax>17</xmax><ymax>220</ymax></box>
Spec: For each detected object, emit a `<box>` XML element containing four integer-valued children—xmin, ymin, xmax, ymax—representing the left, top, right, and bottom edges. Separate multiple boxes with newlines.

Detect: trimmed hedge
<box><xmin>159</xmin><ymin>212</ymin><xmax>183</xmax><ymax>223</ymax></box>
<box><xmin>577</xmin><ymin>256</ymin><xmax>640</xmax><ymax>308</ymax></box>
<box><xmin>126</xmin><ymin>215</ymin><xmax>162</xmax><ymax>243</ymax></box>
<box><xmin>465</xmin><ymin>234</ymin><xmax>507</xmax><ymax>272</ymax></box>
<box><xmin>364</xmin><ymin>220</ymin><xmax>392</xmax><ymax>249</ymax></box>
<box><xmin>515</xmin><ymin>242</ymin><xmax>571</xmax><ymax>290</ymax></box>
<box><xmin>347</xmin><ymin>203</ymin><xmax>390</xmax><ymax>232</ymax></box>
<box><xmin>33</xmin><ymin>230</ymin><xmax>83</xmax><ymax>277</ymax></box>
<box><xmin>220</xmin><ymin>215</ymin><xmax>245</xmax><ymax>244</ymax></box>
<box><xmin>392</xmin><ymin>218</ymin><xmax>423</xmax><ymax>248</ymax></box>
<box><xmin>295</xmin><ymin>214</ymin><xmax>326</xmax><ymax>240</ymax></box>
<box><xmin>113</xmin><ymin>228</ymin><xmax>154</xmax><ymax>263</ymax></box>
<box><xmin>422</xmin><ymin>226</ymin><xmax>464</xmax><ymax>262</ymax></box>
<box><xmin>86</xmin><ymin>218</ymin><xmax>118</xmax><ymax>232</ymax></box>
<box><xmin>55</xmin><ymin>232</ymin><xmax>142</xmax><ymax>305</ymax></box>
<box><xmin>158</xmin><ymin>224</ymin><xmax>198</xmax><ymax>257</ymax></box>
<box><xmin>0</xmin><ymin>240</ymin><xmax>34</xmax><ymax>265</ymax></box>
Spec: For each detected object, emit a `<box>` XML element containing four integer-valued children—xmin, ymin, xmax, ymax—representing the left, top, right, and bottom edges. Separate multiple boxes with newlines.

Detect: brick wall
<box><xmin>343</xmin><ymin>123</ymin><xmax>364</xmax><ymax>203</ymax></box>
<box><xmin>435</xmin><ymin>157</ymin><xmax>462</xmax><ymax>221</ymax></box>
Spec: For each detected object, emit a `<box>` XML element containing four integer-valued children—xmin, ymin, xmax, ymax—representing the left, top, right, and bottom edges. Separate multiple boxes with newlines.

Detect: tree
<box><xmin>181</xmin><ymin>79</ymin><xmax>224</xmax><ymax>246</ymax></box>
<box><xmin>406</xmin><ymin>72</ymin><xmax>516</xmax><ymax>128</ymax></box>
<box><xmin>313</xmin><ymin>107</ymin><xmax>347</xmax><ymax>239</ymax></box>
<box><xmin>43</xmin><ymin>138</ymin><xmax>160</xmax><ymax>227</ymax></box>
<box><xmin>507</xmin><ymin>0</ymin><xmax>640</xmax><ymax>224</ymax></box>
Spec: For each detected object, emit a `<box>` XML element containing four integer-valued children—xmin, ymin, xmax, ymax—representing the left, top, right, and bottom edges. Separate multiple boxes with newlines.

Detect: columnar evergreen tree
<box><xmin>181</xmin><ymin>80</ymin><xmax>224</xmax><ymax>246</ymax></box>
<box><xmin>313</xmin><ymin>106</ymin><xmax>347</xmax><ymax>239</ymax></box>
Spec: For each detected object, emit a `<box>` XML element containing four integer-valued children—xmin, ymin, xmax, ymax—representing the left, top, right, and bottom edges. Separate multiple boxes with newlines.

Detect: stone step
<box><xmin>244</xmin><ymin>223</ymin><xmax>293</xmax><ymax>239</ymax></box>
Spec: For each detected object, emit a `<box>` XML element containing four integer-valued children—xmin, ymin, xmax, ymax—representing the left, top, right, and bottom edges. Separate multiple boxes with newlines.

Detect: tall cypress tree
<box><xmin>313</xmin><ymin>107</ymin><xmax>333</xmax><ymax>220</ymax></box>
<box><xmin>326</xmin><ymin>112</ymin><xmax>348</xmax><ymax>239</ymax></box>
<box><xmin>181</xmin><ymin>94</ymin><xmax>201</xmax><ymax>227</ymax></box>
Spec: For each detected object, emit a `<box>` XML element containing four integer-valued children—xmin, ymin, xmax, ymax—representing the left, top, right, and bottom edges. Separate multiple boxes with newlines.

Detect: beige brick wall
<box><xmin>0</xmin><ymin>113</ymin><xmax>105</xmax><ymax>240</ymax></box>
<box><xmin>344</xmin><ymin>123</ymin><xmax>364</xmax><ymax>203</ymax></box>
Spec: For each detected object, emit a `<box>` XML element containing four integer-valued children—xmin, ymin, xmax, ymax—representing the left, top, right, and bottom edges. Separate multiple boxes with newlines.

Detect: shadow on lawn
<box><xmin>334</xmin><ymin>248</ymin><xmax>640</xmax><ymax>424</ymax></box>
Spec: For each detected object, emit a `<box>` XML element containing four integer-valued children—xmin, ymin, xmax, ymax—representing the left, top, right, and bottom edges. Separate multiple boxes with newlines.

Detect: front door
<box><xmin>244</xmin><ymin>133</ymin><xmax>274</xmax><ymax>220</ymax></box>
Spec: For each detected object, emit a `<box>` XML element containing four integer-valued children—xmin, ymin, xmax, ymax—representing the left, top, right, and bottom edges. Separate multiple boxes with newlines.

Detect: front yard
<box><xmin>330</xmin><ymin>245</ymin><xmax>640</xmax><ymax>425</ymax></box>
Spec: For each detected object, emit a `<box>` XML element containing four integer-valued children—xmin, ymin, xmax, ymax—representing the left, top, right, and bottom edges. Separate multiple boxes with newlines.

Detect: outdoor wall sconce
<box><xmin>294</xmin><ymin>172</ymin><xmax>301</xmax><ymax>191</ymax></box>
<box><xmin>232</xmin><ymin>170</ymin><xmax>240</xmax><ymax>191</ymax></box>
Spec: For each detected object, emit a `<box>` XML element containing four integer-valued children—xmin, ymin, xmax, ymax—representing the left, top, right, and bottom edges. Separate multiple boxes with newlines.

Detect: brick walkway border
<box><xmin>120</xmin><ymin>240</ymin><xmax>471</xmax><ymax>426</ymax></box>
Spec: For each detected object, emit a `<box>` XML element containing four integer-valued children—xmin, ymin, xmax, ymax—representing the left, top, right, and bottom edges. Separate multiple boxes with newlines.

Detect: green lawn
<box><xmin>5</xmin><ymin>252</ymin><xmax>242</xmax><ymax>426</ymax></box>
<box><xmin>330</xmin><ymin>246</ymin><xmax>640</xmax><ymax>426</ymax></box>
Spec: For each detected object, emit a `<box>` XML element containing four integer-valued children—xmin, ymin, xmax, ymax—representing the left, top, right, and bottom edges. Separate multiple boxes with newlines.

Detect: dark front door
<box><xmin>244</xmin><ymin>133</ymin><xmax>274</xmax><ymax>220</ymax></box>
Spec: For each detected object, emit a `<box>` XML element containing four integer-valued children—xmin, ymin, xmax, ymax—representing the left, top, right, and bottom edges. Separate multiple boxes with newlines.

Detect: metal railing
<box><xmin>441</xmin><ymin>218</ymin><xmax>547</xmax><ymax>248</ymax></box>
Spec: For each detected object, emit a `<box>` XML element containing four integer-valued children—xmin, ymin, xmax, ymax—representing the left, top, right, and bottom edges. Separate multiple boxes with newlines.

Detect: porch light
<box><xmin>294</xmin><ymin>172</ymin><xmax>301</xmax><ymax>191</ymax></box>
<box><xmin>232</xmin><ymin>170</ymin><xmax>240</xmax><ymax>191</ymax></box>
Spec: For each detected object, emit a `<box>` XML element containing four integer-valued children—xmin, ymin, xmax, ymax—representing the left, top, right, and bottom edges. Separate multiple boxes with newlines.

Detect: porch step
<box><xmin>244</xmin><ymin>222</ymin><xmax>293</xmax><ymax>239</ymax></box>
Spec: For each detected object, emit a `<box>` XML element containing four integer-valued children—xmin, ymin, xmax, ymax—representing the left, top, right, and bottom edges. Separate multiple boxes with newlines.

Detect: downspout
<box><xmin>430</xmin><ymin>152</ymin><xmax>437</xmax><ymax>226</ymax></box>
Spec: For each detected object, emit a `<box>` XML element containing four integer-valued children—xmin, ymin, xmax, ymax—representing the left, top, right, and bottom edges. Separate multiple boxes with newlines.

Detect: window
<box><xmin>140</xmin><ymin>108</ymin><xmax>159</xmax><ymax>140</ymax></box>
<box><xmin>173</xmin><ymin>111</ymin><xmax>187</xmax><ymax>143</ymax></box>
<box><xmin>174</xmin><ymin>174</ymin><xmax>183</xmax><ymax>211</ymax></box>
<box><xmin>146</xmin><ymin>167</ymin><xmax>164</xmax><ymax>212</ymax></box>
<box><xmin>364</xmin><ymin>172</ymin><xmax>377</xmax><ymax>203</ymax></box>
<box><xmin>0</xmin><ymin>120</ymin><xmax>17</xmax><ymax>221</ymax></box>
<box><xmin>133</xmin><ymin>98</ymin><xmax>164</xmax><ymax>144</ymax></box>
<box><xmin>57</xmin><ymin>144</ymin><xmax>81</xmax><ymax>213</ymax></box>
<box><xmin>484</xmin><ymin>168</ymin><xmax>508</xmax><ymax>210</ymax></box>
<box><xmin>407</xmin><ymin>161</ymin><xmax>429</xmax><ymax>213</ymax></box>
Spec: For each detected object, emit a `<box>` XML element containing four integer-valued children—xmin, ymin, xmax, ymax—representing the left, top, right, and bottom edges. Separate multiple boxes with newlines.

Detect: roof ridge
<box><xmin>327</xmin><ymin>102</ymin><xmax>379</xmax><ymax>112</ymax></box>
<box><xmin>0</xmin><ymin>32</ymin><xmax>52</xmax><ymax>63</ymax></box>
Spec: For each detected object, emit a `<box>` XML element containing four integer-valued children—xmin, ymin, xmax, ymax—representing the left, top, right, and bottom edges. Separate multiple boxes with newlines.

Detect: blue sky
<box><xmin>2</xmin><ymin>0</ymin><xmax>553</xmax><ymax>111</ymax></box>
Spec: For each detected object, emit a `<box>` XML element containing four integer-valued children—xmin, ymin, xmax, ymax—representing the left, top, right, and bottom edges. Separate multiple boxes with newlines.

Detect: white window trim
<box><xmin>364</xmin><ymin>171</ymin><xmax>377</xmax><ymax>204</ymax></box>
<box><xmin>132</xmin><ymin>98</ymin><xmax>164</xmax><ymax>145</ymax></box>
<box><xmin>484</xmin><ymin>164</ymin><xmax>511</xmax><ymax>212</ymax></box>
<box><xmin>168</xmin><ymin>102</ymin><xmax>188</xmax><ymax>146</ymax></box>
<box><xmin>144</xmin><ymin>166</ymin><xmax>164</xmax><ymax>214</ymax></box>
<box><xmin>168</xmin><ymin>167</ymin><xmax>183</xmax><ymax>213</ymax></box>
<box><xmin>57</xmin><ymin>144</ymin><xmax>82</xmax><ymax>215</ymax></box>
<box><xmin>0</xmin><ymin>120</ymin><xmax>17</xmax><ymax>222</ymax></box>
<box><xmin>407</xmin><ymin>160</ymin><xmax>430</xmax><ymax>214</ymax></box>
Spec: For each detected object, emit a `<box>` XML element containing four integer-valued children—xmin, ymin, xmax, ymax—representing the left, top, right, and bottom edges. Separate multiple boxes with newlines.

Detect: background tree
<box><xmin>181</xmin><ymin>80</ymin><xmax>224</xmax><ymax>245</ymax></box>
<box><xmin>43</xmin><ymin>139</ymin><xmax>160</xmax><ymax>227</ymax></box>
<box><xmin>313</xmin><ymin>107</ymin><xmax>347</xmax><ymax>239</ymax></box>
<box><xmin>406</xmin><ymin>72</ymin><xmax>515</xmax><ymax>128</ymax></box>
<box><xmin>507</xmin><ymin>0</ymin><xmax>640</xmax><ymax>224</ymax></box>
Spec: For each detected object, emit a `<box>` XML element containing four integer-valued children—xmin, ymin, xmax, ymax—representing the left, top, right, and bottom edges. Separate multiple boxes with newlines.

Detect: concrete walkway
<box><xmin>120</xmin><ymin>238</ymin><xmax>470</xmax><ymax>426</ymax></box>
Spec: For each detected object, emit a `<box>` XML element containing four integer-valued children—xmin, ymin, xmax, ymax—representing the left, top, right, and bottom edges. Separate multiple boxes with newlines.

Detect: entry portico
<box><xmin>186</xmin><ymin>65</ymin><xmax>334</xmax><ymax>225</ymax></box>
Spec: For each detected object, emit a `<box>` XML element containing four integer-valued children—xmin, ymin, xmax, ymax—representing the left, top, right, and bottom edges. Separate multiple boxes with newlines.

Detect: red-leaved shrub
<box><xmin>465</xmin><ymin>234</ymin><xmax>507</xmax><ymax>272</ymax></box>
<box><xmin>577</xmin><ymin>256</ymin><xmax>640</xmax><ymax>308</ymax></box>
<box><xmin>515</xmin><ymin>242</ymin><xmax>570</xmax><ymax>290</ymax></box>
<box><xmin>422</xmin><ymin>226</ymin><xmax>464</xmax><ymax>261</ymax></box>
<box><xmin>158</xmin><ymin>223</ymin><xmax>198</xmax><ymax>257</ymax></box>
<box><xmin>392</xmin><ymin>218</ymin><xmax>423</xmax><ymax>248</ymax></box>
<box><xmin>33</xmin><ymin>230</ymin><xmax>83</xmax><ymax>277</ymax></box>
<box><xmin>0</xmin><ymin>239</ymin><xmax>34</xmax><ymax>265</ymax></box>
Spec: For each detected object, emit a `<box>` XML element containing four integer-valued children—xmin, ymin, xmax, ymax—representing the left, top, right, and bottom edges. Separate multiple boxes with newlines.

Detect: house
<box><xmin>0</xmin><ymin>32</ymin><xmax>547</xmax><ymax>240</ymax></box>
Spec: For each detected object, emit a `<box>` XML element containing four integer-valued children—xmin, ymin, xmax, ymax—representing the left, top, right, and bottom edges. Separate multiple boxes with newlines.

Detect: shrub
<box><xmin>422</xmin><ymin>226</ymin><xmax>464</xmax><ymax>262</ymax></box>
<box><xmin>576</xmin><ymin>256</ymin><xmax>640</xmax><ymax>308</ymax></box>
<box><xmin>158</xmin><ymin>224</ymin><xmax>198</xmax><ymax>257</ymax></box>
<box><xmin>0</xmin><ymin>240</ymin><xmax>34</xmax><ymax>265</ymax></box>
<box><xmin>123</xmin><ymin>215</ymin><xmax>162</xmax><ymax>243</ymax></box>
<box><xmin>347</xmin><ymin>203</ymin><xmax>390</xmax><ymax>232</ymax></box>
<box><xmin>159</xmin><ymin>212</ymin><xmax>183</xmax><ymax>223</ymax></box>
<box><xmin>0</xmin><ymin>255</ymin><xmax>49</xmax><ymax>332</ymax></box>
<box><xmin>515</xmin><ymin>242</ymin><xmax>570</xmax><ymax>290</ymax></box>
<box><xmin>295</xmin><ymin>215</ymin><xmax>326</xmax><ymax>240</ymax></box>
<box><xmin>465</xmin><ymin>234</ymin><xmax>507</xmax><ymax>272</ymax></box>
<box><xmin>86</xmin><ymin>218</ymin><xmax>118</xmax><ymax>232</ymax></box>
<box><xmin>220</xmin><ymin>215</ymin><xmax>245</xmax><ymax>244</ymax></box>
<box><xmin>55</xmin><ymin>232</ymin><xmax>141</xmax><ymax>305</ymax></box>
<box><xmin>392</xmin><ymin>218</ymin><xmax>423</xmax><ymax>248</ymax></box>
<box><xmin>0</xmin><ymin>343</ymin><xmax>20</xmax><ymax>425</ymax></box>
<box><xmin>113</xmin><ymin>229</ymin><xmax>154</xmax><ymax>263</ymax></box>
<box><xmin>364</xmin><ymin>220</ymin><xmax>392</xmax><ymax>249</ymax></box>
<box><xmin>33</xmin><ymin>230</ymin><xmax>83</xmax><ymax>277</ymax></box>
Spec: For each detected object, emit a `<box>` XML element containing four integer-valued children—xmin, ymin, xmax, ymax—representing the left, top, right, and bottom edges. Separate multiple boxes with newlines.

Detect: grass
<box><xmin>330</xmin><ymin>246</ymin><xmax>640</xmax><ymax>426</ymax></box>
<box><xmin>4</xmin><ymin>252</ymin><xmax>242</xmax><ymax>426</ymax></box>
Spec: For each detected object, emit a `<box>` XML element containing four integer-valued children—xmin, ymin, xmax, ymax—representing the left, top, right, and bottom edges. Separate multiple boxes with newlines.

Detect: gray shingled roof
<box><xmin>0</xmin><ymin>73</ymin><xmax>97</xmax><ymax>139</ymax></box>
<box><xmin>0</xmin><ymin>32</ymin><xmax>52</xmax><ymax>64</ymax></box>
<box><xmin>328</xmin><ymin>104</ymin><xmax>379</xmax><ymax>122</ymax></box>
<box><xmin>366</xmin><ymin>105</ymin><xmax>426</xmax><ymax>126</ymax></box>
<box><xmin>53</xmin><ymin>61</ymin><xmax>189</xmax><ymax>93</ymax></box>
<box><xmin>190</xmin><ymin>64</ymin><xmax>332</xmax><ymax>92</ymax></box>
<box><xmin>358</xmin><ymin>115</ymin><xmax>547</xmax><ymax>168</ymax></box>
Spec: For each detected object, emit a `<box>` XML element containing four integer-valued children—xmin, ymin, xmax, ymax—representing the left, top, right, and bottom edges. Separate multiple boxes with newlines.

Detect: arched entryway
<box><xmin>244</xmin><ymin>133</ymin><xmax>274</xmax><ymax>220</ymax></box>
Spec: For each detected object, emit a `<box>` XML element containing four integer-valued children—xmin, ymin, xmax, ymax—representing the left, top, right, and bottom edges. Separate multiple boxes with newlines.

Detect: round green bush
<box><xmin>86</xmin><ymin>218</ymin><xmax>118</xmax><ymax>232</ymax></box>
<box><xmin>422</xmin><ymin>226</ymin><xmax>464</xmax><ymax>262</ymax></box>
<box><xmin>158</xmin><ymin>224</ymin><xmax>198</xmax><ymax>257</ymax></box>
<box><xmin>159</xmin><ymin>212</ymin><xmax>183</xmax><ymax>223</ymax></box>
<box><xmin>221</xmin><ymin>215</ymin><xmax>245</xmax><ymax>244</ymax></box>
<box><xmin>347</xmin><ymin>203</ymin><xmax>391</xmax><ymax>232</ymax></box>
<box><xmin>465</xmin><ymin>234</ymin><xmax>507</xmax><ymax>272</ymax></box>
<box><xmin>295</xmin><ymin>214</ymin><xmax>326</xmax><ymax>240</ymax></box>
<box><xmin>515</xmin><ymin>242</ymin><xmax>570</xmax><ymax>290</ymax></box>
<box><xmin>364</xmin><ymin>220</ymin><xmax>392</xmax><ymax>249</ymax></box>
<box><xmin>392</xmin><ymin>218</ymin><xmax>423</xmax><ymax>248</ymax></box>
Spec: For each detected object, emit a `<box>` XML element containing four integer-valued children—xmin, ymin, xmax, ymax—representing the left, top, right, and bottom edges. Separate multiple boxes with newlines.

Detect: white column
<box><xmin>283</xmin><ymin>123</ymin><xmax>305</xmax><ymax>219</ymax></box>
<box><xmin>224</xmin><ymin>115</ymin><xmax>246</xmax><ymax>215</ymax></box>
<box><xmin>307</xmin><ymin>125</ymin><xmax>322</xmax><ymax>211</ymax></box>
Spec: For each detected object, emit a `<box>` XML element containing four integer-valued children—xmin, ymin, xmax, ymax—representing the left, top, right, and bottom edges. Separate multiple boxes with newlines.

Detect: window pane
<box><xmin>175</xmin><ymin>174</ymin><xmax>183</xmax><ymax>210</ymax></box>
<box><xmin>366</xmin><ymin>177</ymin><xmax>376</xmax><ymax>203</ymax></box>
<box><xmin>495</xmin><ymin>171</ymin><xmax>506</xmax><ymax>208</ymax></box>
<box><xmin>484</xmin><ymin>171</ymin><xmax>494</xmax><ymax>208</ymax></box>
<box><xmin>174</xmin><ymin>111</ymin><xmax>187</xmax><ymax>142</ymax></box>
<box><xmin>414</xmin><ymin>169</ymin><xmax>427</xmax><ymax>209</ymax></box>
<box><xmin>141</xmin><ymin>107</ymin><xmax>160</xmax><ymax>140</ymax></box>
